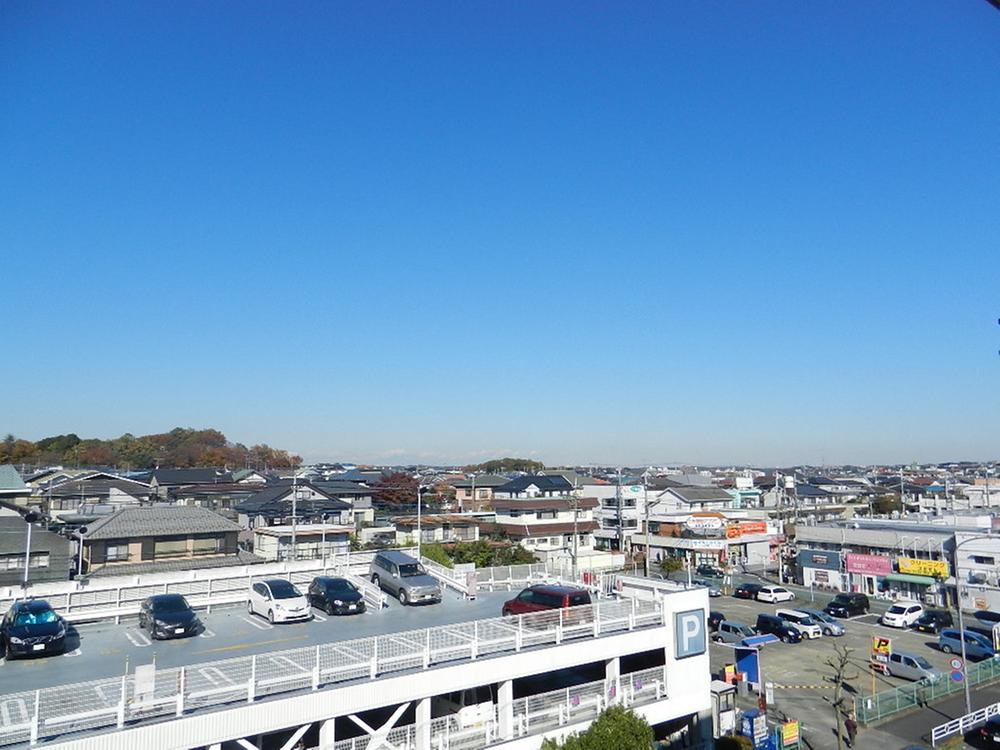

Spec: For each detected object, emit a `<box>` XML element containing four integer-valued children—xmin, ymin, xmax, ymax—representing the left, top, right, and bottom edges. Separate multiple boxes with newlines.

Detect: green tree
<box><xmin>658</xmin><ymin>556</ymin><xmax>684</xmax><ymax>576</ymax></box>
<box><xmin>421</xmin><ymin>543</ymin><xmax>453</xmax><ymax>568</ymax></box>
<box><xmin>540</xmin><ymin>705</ymin><xmax>653</xmax><ymax>750</ymax></box>
<box><xmin>464</xmin><ymin>458</ymin><xmax>545</xmax><ymax>474</ymax></box>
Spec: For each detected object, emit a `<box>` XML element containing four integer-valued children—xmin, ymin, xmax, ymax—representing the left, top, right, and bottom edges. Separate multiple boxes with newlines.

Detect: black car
<box><xmin>755</xmin><ymin>613</ymin><xmax>803</xmax><ymax>643</ymax></box>
<box><xmin>975</xmin><ymin>715</ymin><xmax>1000</xmax><ymax>746</ymax></box>
<box><xmin>308</xmin><ymin>576</ymin><xmax>366</xmax><ymax>615</ymax></box>
<box><xmin>969</xmin><ymin>610</ymin><xmax>1000</xmax><ymax>639</ymax></box>
<box><xmin>734</xmin><ymin>583</ymin><xmax>763</xmax><ymax>600</ymax></box>
<box><xmin>697</xmin><ymin>564</ymin><xmax>725</xmax><ymax>578</ymax></box>
<box><xmin>708</xmin><ymin>611</ymin><xmax>726</xmax><ymax>631</ymax></box>
<box><xmin>138</xmin><ymin>594</ymin><xmax>201</xmax><ymax>639</ymax></box>
<box><xmin>914</xmin><ymin>609</ymin><xmax>953</xmax><ymax>635</ymax></box>
<box><xmin>824</xmin><ymin>592</ymin><xmax>870</xmax><ymax>618</ymax></box>
<box><xmin>1</xmin><ymin>600</ymin><xmax>67</xmax><ymax>658</ymax></box>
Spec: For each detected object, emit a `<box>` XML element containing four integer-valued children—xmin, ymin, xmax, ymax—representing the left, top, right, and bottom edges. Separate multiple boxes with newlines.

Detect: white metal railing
<box><xmin>420</xmin><ymin>557</ymin><xmax>474</xmax><ymax>598</ymax></box>
<box><xmin>0</xmin><ymin>597</ymin><xmax>667</xmax><ymax>748</ymax></box>
<box><xmin>0</xmin><ymin>549</ymin><xmax>409</xmax><ymax>624</ymax></box>
<box><xmin>932</xmin><ymin>700</ymin><xmax>1000</xmax><ymax>746</ymax></box>
<box><xmin>321</xmin><ymin>665</ymin><xmax>667</xmax><ymax>750</ymax></box>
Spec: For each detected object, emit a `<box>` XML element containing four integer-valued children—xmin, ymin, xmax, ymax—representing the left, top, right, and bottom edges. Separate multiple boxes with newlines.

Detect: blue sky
<box><xmin>2</xmin><ymin>2</ymin><xmax>999</xmax><ymax>467</ymax></box>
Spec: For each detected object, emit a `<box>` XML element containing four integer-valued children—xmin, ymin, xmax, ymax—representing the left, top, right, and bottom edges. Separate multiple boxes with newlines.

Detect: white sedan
<box><xmin>756</xmin><ymin>586</ymin><xmax>795</xmax><ymax>603</ymax></box>
<box><xmin>881</xmin><ymin>601</ymin><xmax>924</xmax><ymax>628</ymax></box>
<box><xmin>248</xmin><ymin>579</ymin><xmax>313</xmax><ymax>624</ymax></box>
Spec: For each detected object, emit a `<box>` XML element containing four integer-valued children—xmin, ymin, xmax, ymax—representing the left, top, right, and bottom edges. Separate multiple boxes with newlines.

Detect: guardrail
<box><xmin>857</xmin><ymin>657</ymin><xmax>1000</xmax><ymax>725</ymax></box>
<box><xmin>420</xmin><ymin>557</ymin><xmax>475</xmax><ymax>599</ymax></box>
<box><xmin>0</xmin><ymin>549</ymin><xmax>412</xmax><ymax>624</ymax></box>
<box><xmin>0</xmin><ymin>597</ymin><xmax>666</xmax><ymax>748</ymax></box>
<box><xmin>324</xmin><ymin>665</ymin><xmax>667</xmax><ymax>750</ymax></box>
<box><xmin>932</xmin><ymin>700</ymin><xmax>1000</xmax><ymax>746</ymax></box>
<box><xmin>474</xmin><ymin>563</ymin><xmax>550</xmax><ymax>591</ymax></box>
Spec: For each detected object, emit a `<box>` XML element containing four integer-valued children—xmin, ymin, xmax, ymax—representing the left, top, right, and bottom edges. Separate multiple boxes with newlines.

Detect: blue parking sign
<box><xmin>675</xmin><ymin>609</ymin><xmax>706</xmax><ymax>658</ymax></box>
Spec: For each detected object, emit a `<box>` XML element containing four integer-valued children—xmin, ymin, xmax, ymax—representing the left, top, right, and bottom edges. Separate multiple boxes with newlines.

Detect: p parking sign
<box><xmin>675</xmin><ymin>609</ymin><xmax>706</xmax><ymax>658</ymax></box>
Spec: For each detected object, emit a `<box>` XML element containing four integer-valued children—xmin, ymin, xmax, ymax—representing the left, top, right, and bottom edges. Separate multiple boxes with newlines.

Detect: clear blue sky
<box><xmin>3</xmin><ymin>2</ymin><xmax>999</xmax><ymax>467</ymax></box>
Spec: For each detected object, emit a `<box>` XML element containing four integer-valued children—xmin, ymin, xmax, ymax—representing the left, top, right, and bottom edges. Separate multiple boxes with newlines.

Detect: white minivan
<box><xmin>775</xmin><ymin>608</ymin><xmax>823</xmax><ymax>639</ymax></box>
<box><xmin>756</xmin><ymin>586</ymin><xmax>795</xmax><ymax>603</ymax></box>
<box><xmin>881</xmin><ymin>601</ymin><xmax>924</xmax><ymax>628</ymax></box>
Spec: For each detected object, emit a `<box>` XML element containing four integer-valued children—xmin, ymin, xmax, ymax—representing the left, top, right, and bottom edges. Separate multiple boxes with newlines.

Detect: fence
<box><xmin>857</xmin><ymin>657</ymin><xmax>1000</xmax><ymax>725</ymax></box>
<box><xmin>0</xmin><ymin>597</ymin><xmax>666</xmax><ymax>748</ymax></box>
<box><xmin>931</xmin><ymin>700</ymin><xmax>1000</xmax><ymax>746</ymax></box>
<box><xmin>324</xmin><ymin>665</ymin><xmax>667</xmax><ymax>750</ymax></box>
<box><xmin>0</xmin><ymin>549</ymin><xmax>412</xmax><ymax>624</ymax></box>
<box><xmin>419</xmin><ymin>557</ymin><xmax>475</xmax><ymax>598</ymax></box>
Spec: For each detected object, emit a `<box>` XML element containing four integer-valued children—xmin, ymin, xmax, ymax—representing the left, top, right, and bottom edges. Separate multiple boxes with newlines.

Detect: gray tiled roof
<box><xmin>668</xmin><ymin>487</ymin><xmax>733</xmax><ymax>503</ymax></box>
<box><xmin>88</xmin><ymin>550</ymin><xmax>264</xmax><ymax>576</ymax></box>
<box><xmin>0</xmin><ymin>465</ymin><xmax>27</xmax><ymax>491</ymax></box>
<box><xmin>82</xmin><ymin>506</ymin><xmax>240</xmax><ymax>540</ymax></box>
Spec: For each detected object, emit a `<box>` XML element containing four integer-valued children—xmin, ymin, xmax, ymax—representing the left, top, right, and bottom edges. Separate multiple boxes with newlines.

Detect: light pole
<box><xmin>76</xmin><ymin>525</ymin><xmax>88</xmax><ymax>577</ymax></box>
<box><xmin>290</xmin><ymin>471</ymin><xmax>299</xmax><ymax>562</ymax></box>
<box><xmin>952</xmin><ymin>533</ymin><xmax>999</xmax><ymax>715</ymax></box>
<box><xmin>642</xmin><ymin>471</ymin><xmax>650</xmax><ymax>578</ymax></box>
<box><xmin>22</xmin><ymin>512</ymin><xmax>39</xmax><ymax>588</ymax></box>
<box><xmin>416</xmin><ymin>479</ymin><xmax>429</xmax><ymax>558</ymax></box>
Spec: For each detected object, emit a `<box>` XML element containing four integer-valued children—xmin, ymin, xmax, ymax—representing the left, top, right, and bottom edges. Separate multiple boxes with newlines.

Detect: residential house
<box><xmin>148</xmin><ymin>468</ymin><xmax>233</xmax><ymax>499</ymax></box>
<box><xmin>0</xmin><ymin>508</ymin><xmax>72</xmax><ymax>586</ymax></box>
<box><xmin>232</xmin><ymin>469</ymin><xmax>268</xmax><ymax>484</ymax></box>
<box><xmin>251</xmin><ymin>524</ymin><xmax>354</xmax><ymax>562</ymax></box>
<box><xmin>480</xmin><ymin>496</ymin><xmax>599</xmax><ymax>561</ymax></box>
<box><xmin>234</xmin><ymin>482</ymin><xmax>354</xmax><ymax>531</ymax></box>
<box><xmin>0</xmin><ymin>465</ymin><xmax>31</xmax><ymax>508</ymax></box>
<box><xmin>449</xmin><ymin>475</ymin><xmax>507</xmax><ymax>512</ymax></box>
<box><xmin>648</xmin><ymin>486</ymin><xmax>736</xmax><ymax>514</ymax></box>
<box><xmin>492</xmin><ymin>475</ymin><xmax>575</xmax><ymax>499</ymax></box>
<box><xmin>79</xmin><ymin>506</ymin><xmax>256</xmax><ymax>576</ymax></box>
<box><xmin>40</xmin><ymin>472</ymin><xmax>152</xmax><ymax>517</ymax></box>
<box><xmin>169</xmin><ymin>483</ymin><xmax>261</xmax><ymax>513</ymax></box>
<box><xmin>393</xmin><ymin>514</ymin><xmax>480</xmax><ymax>545</ymax></box>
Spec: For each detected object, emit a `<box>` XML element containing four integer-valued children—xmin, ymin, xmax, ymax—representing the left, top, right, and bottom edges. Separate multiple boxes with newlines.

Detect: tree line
<box><xmin>0</xmin><ymin>428</ymin><xmax>302</xmax><ymax>470</ymax></box>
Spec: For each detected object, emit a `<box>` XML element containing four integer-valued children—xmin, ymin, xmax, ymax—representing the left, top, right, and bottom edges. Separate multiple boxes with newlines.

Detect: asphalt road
<box><xmin>0</xmin><ymin>590</ymin><xmax>513</xmax><ymax>694</ymax></box>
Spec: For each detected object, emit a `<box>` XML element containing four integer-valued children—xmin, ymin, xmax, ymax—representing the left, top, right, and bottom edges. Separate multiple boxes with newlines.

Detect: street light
<box><xmin>952</xmin><ymin>533</ymin><xmax>1000</xmax><ymax>715</ymax></box>
<box><xmin>22</xmin><ymin>511</ymin><xmax>39</xmax><ymax>588</ymax></box>
<box><xmin>76</xmin><ymin>525</ymin><xmax>89</xmax><ymax>577</ymax></box>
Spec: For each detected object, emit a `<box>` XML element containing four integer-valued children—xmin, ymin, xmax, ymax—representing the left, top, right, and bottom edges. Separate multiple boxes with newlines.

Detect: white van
<box><xmin>432</xmin><ymin>685</ymin><xmax>497</xmax><ymax>728</ymax></box>
<box><xmin>775</xmin><ymin>609</ymin><xmax>823</xmax><ymax>639</ymax></box>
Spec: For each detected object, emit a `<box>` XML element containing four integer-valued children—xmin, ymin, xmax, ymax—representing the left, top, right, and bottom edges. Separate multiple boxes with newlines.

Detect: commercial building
<box><xmin>631</xmin><ymin>511</ymin><xmax>777</xmax><ymax>570</ymax></box>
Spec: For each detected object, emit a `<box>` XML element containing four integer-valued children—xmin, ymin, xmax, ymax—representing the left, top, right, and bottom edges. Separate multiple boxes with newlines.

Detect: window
<box><xmin>191</xmin><ymin>537</ymin><xmax>222</xmax><ymax>555</ymax></box>
<box><xmin>155</xmin><ymin>539</ymin><xmax>189</xmax><ymax>558</ymax></box>
<box><xmin>972</xmin><ymin>555</ymin><xmax>995</xmax><ymax>566</ymax></box>
<box><xmin>0</xmin><ymin>554</ymin><xmax>22</xmax><ymax>570</ymax></box>
<box><xmin>105</xmin><ymin>541</ymin><xmax>130</xmax><ymax>562</ymax></box>
<box><xmin>536</xmin><ymin>510</ymin><xmax>556</xmax><ymax>520</ymax></box>
<box><xmin>29</xmin><ymin>553</ymin><xmax>49</xmax><ymax>569</ymax></box>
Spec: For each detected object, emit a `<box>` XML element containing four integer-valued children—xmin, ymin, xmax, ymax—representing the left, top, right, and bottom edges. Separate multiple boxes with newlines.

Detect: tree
<box><xmin>659</xmin><ymin>556</ymin><xmax>684</xmax><ymax>576</ymax></box>
<box><xmin>464</xmin><ymin>457</ymin><xmax>544</xmax><ymax>474</ymax></box>
<box><xmin>421</xmin><ymin>543</ymin><xmax>453</xmax><ymax>568</ymax></box>
<box><xmin>824</xmin><ymin>642</ymin><xmax>860</xmax><ymax>750</ymax></box>
<box><xmin>540</xmin><ymin>705</ymin><xmax>653</xmax><ymax>750</ymax></box>
<box><xmin>375</xmin><ymin>472</ymin><xmax>418</xmax><ymax>508</ymax></box>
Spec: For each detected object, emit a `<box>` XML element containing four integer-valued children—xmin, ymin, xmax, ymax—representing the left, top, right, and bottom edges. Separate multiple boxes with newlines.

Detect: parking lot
<box><xmin>0</xmin><ymin>589</ymin><xmax>513</xmax><ymax>694</ymax></box>
<box><xmin>706</xmin><ymin>592</ymin><xmax>988</xmax><ymax>749</ymax></box>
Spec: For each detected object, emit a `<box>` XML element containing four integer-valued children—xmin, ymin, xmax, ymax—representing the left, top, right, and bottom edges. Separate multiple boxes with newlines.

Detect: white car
<box><xmin>881</xmin><ymin>601</ymin><xmax>924</xmax><ymax>628</ymax></box>
<box><xmin>248</xmin><ymin>579</ymin><xmax>313</xmax><ymax>624</ymax></box>
<box><xmin>775</xmin><ymin>608</ymin><xmax>823</xmax><ymax>639</ymax></box>
<box><xmin>756</xmin><ymin>586</ymin><xmax>795</xmax><ymax>604</ymax></box>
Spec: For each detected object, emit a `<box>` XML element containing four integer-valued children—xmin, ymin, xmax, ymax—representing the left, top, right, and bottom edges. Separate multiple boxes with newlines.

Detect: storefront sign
<box><xmin>798</xmin><ymin>548</ymin><xmax>841</xmax><ymax>571</ymax></box>
<box><xmin>725</xmin><ymin>521</ymin><xmax>768</xmax><ymax>539</ymax></box>
<box><xmin>846</xmin><ymin>553</ymin><xmax>892</xmax><ymax>576</ymax></box>
<box><xmin>813</xmin><ymin>570</ymin><xmax>829</xmax><ymax>583</ymax></box>
<box><xmin>871</xmin><ymin>636</ymin><xmax>892</xmax><ymax>665</ymax></box>
<box><xmin>686</xmin><ymin>515</ymin><xmax>724</xmax><ymax>531</ymax></box>
<box><xmin>897</xmin><ymin>557</ymin><xmax>949</xmax><ymax>578</ymax></box>
<box><xmin>782</xmin><ymin>720</ymin><xmax>800</xmax><ymax>744</ymax></box>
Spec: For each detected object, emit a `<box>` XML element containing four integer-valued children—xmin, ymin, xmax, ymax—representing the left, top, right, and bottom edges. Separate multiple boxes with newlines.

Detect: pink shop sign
<box><xmin>846</xmin><ymin>553</ymin><xmax>891</xmax><ymax>576</ymax></box>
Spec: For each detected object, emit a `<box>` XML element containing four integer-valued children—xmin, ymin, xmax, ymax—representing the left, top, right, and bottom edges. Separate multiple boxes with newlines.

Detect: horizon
<box><xmin>4</xmin><ymin>2</ymin><xmax>999</xmax><ymax>467</ymax></box>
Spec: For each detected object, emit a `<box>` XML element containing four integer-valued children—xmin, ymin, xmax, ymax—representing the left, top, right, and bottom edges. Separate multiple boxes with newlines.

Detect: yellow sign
<box><xmin>897</xmin><ymin>557</ymin><xmax>949</xmax><ymax>578</ymax></box>
<box><xmin>782</xmin><ymin>720</ymin><xmax>800</xmax><ymax>743</ymax></box>
<box><xmin>871</xmin><ymin>636</ymin><xmax>892</xmax><ymax>658</ymax></box>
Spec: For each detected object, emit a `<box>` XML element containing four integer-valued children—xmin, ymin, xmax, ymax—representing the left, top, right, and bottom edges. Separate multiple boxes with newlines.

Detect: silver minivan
<box><xmin>712</xmin><ymin>620</ymin><xmax>756</xmax><ymax>644</ymax></box>
<box><xmin>369</xmin><ymin>550</ymin><xmax>442</xmax><ymax>605</ymax></box>
<box><xmin>886</xmin><ymin>650</ymin><xmax>941</xmax><ymax>683</ymax></box>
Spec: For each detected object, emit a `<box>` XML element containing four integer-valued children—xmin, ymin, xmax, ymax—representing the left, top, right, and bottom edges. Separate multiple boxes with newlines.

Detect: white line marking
<box><xmin>197</xmin><ymin>667</ymin><xmax>234</xmax><ymax>686</ymax></box>
<box><xmin>198</xmin><ymin>628</ymin><xmax>216</xmax><ymax>639</ymax></box>
<box><xmin>268</xmin><ymin>655</ymin><xmax>309</xmax><ymax>672</ymax></box>
<box><xmin>239</xmin><ymin>615</ymin><xmax>273</xmax><ymax>631</ymax></box>
<box><xmin>124</xmin><ymin>630</ymin><xmax>152</xmax><ymax>647</ymax></box>
<box><xmin>311</xmin><ymin>611</ymin><xmax>327</xmax><ymax>622</ymax></box>
<box><xmin>62</xmin><ymin>648</ymin><xmax>82</xmax><ymax>657</ymax></box>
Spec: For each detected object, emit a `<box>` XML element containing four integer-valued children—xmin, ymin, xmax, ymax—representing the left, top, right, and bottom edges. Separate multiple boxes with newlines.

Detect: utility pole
<box><xmin>616</xmin><ymin>467</ymin><xmax>623</xmax><ymax>553</ymax></box>
<box><xmin>643</xmin><ymin>470</ymin><xmax>651</xmax><ymax>577</ymax></box>
<box><xmin>290</xmin><ymin>469</ymin><xmax>298</xmax><ymax>562</ymax></box>
<box><xmin>571</xmin><ymin>477</ymin><xmax>579</xmax><ymax>578</ymax></box>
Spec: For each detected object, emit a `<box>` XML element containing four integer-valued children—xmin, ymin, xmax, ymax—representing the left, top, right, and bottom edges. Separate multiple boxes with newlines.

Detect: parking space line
<box><xmin>198</xmin><ymin>628</ymin><xmax>216</xmax><ymax>639</ymax></box>
<box><xmin>197</xmin><ymin>667</ymin><xmax>235</xmax><ymax>686</ymax></box>
<box><xmin>62</xmin><ymin>648</ymin><xmax>82</xmax><ymax>657</ymax></box>
<box><xmin>311</xmin><ymin>611</ymin><xmax>327</xmax><ymax>622</ymax></box>
<box><xmin>124</xmin><ymin>630</ymin><xmax>152</xmax><ymax>647</ymax></box>
<box><xmin>267</xmin><ymin>654</ymin><xmax>309</xmax><ymax>672</ymax></box>
<box><xmin>239</xmin><ymin>615</ymin><xmax>274</xmax><ymax>631</ymax></box>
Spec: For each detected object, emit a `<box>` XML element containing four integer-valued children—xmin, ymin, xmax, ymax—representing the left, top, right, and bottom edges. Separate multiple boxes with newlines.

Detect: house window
<box><xmin>972</xmin><ymin>555</ymin><xmax>995</xmax><ymax>566</ymax></box>
<box><xmin>0</xmin><ymin>554</ymin><xmax>23</xmax><ymax>570</ymax></box>
<box><xmin>106</xmin><ymin>541</ymin><xmax>130</xmax><ymax>562</ymax></box>
<box><xmin>154</xmin><ymin>538</ymin><xmax>190</xmax><ymax>558</ymax></box>
<box><xmin>29</xmin><ymin>553</ymin><xmax>49</xmax><ymax>568</ymax></box>
<box><xmin>536</xmin><ymin>511</ymin><xmax>556</xmax><ymax>520</ymax></box>
<box><xmin>191</xmin><ymin>537</ymin><xmax>223</xmax><ymax>556</ymax></box>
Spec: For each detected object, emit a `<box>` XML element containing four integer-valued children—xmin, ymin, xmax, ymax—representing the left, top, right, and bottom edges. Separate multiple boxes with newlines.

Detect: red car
<box><xmin>501</xmin><ymin>584</ymin><xmax>592</xmax><ymax>616</ymax></box>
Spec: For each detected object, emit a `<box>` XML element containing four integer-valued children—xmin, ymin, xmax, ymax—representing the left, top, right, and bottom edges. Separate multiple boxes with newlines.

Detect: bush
<box><xmin>421</xmin><ymin>543</ymin><xmax>453</xmax><ymax>568</ymax></box>
<box><xmin>716</xmin><ymin>736</ymin><xmax>753</xmax><ymax>750</ymax></box>
<box><xmin>540</xmin><ymin>705</ymin><xmax>653</xmax><ymax>750</ymax></box>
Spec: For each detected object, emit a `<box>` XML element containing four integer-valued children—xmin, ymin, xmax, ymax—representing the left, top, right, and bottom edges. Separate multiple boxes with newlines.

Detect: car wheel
<box><xmin>267</xmin><ymin>610</ymin><xmax>275</xmax><ymax>624</ymax></box>
<box><xmin>782</xmin><ymin>635</ymin><xmax>790</xmax><ymax>643</ymax></box>
<box><xmin>326</xmin><ymin>603</ymin><xmax>336</xmax><ymax>615</ymax></box>
<box><xmin>247</xmin><ymin>600</ymin><xmax>254</xmax><ymax>615</ymax></box>
<box><xmin>371</xmin><ymin>575</ymin><xmax>380</xmax><ymax>587</ymax></box>
<box><xmin>942</xmin><ymin>644</ymin><xmax>953</xmax><ymax>654</ymax></box>
<box><xmin>399</xmin><ymin>589</ymin><xmax>408</xmax><ymax>605</ymax></box>
<box><xmin>824</xmin><ymin>627</ymin><xmax>832</xmax><ymax>636</ymax></box>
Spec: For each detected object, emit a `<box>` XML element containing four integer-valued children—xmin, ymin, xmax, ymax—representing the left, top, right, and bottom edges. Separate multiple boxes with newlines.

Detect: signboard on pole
<box><xmin>782</xmin><ymin>720</ymin><xmax>800</xmax><ymax>746</ymax></box>
<box><xmin>871</xmin><ymin>636</ymin><xmax>891</xmax><ymax>670</ymax></box>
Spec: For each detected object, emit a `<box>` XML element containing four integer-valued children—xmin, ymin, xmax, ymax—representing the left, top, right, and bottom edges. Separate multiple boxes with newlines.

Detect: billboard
<box><xmin>798</xmin><ymin>548</ymin><xmax>842</xmax><ymax>571</ymax></box>
<box><xmin>726</xmin><ymin>521</ymin><xmax>768</xmax><ymax>539</ymax></box>
<box><xmin>897</xmin><ymin>557</ymin><xmax>949</xmax><ymax>578</ymax></box>
<box><xmin>846</xmin><ymin>553</ymin><xmax>892</xmax><ymax>576</ymax></box>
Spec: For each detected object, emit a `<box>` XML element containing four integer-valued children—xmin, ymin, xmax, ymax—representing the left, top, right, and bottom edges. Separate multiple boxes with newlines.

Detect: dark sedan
<box><xmin>914</xmin><ymin>609</ymin><xmax>953</xmax><ymax>635</ymax></box>
<box><xmin>308</xmin><ymin>576</ymin><xmax>366</xmax><ymax>615</ymax></box>
<box><xmin>734</xmin><ymin>583</ymin><xmax>763</xmax><ymax>600</ymax></box>
<box><xmin>708</xmin><ymin>611</ymin><xmax>726</xmax><ymax>631</ymax></box>
<box><xmin>138</xmin><ymin>594</ymin><xmax>201</xmax><ymax>639</ymax></box>
<box><xmin>2</xmin><ymin>600</ymin><xmax>67</xmax><ymax>658</ymax></box>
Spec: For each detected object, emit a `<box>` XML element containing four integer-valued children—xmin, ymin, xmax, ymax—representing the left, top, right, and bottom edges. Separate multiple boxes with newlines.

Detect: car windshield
<box><xmin>833</xmin><ymin>595</ymin><xmax>851</xmax><ymax>603</ymax></box>
<box><xmin>799</xmin><ymin>617</ymin><xmax>816</xmax><ymax>626</ymax></box>
<box><xmin>888</xmin><ymin>605</ymin><xmax>906</xmax><ymax>614</ymax></box>
<box><xmin>326</xmin><ymin>579</ymin><xmax>356</xmax><ymax>592</ymax></box>
<box><xmin>399</xmin><ymin>563</ymin><xmax>426</xmax><ymax>577</ymax></box>
<box><xmin>811</xmin><ymin>612</ymin><xmax>832</xmax><ymax>622</ymax></box>
<box><xmin>914</xmin><ymin>656</ymin><xmax>933</xmax><ymax>669</ymax></box>
<box><xmin>14</xmin><ymin>609</ymin><xmax>57</xmax><ymax>626</ymax></box>
<box><xmin>153</xmin><ymin>596</ymin><xmax>190</xmax><ymax>613</ymax></box>
<box><xmin>269</xmin><ymin>581</ymin><xmax>301</xmax><ymax>599</ymax></box>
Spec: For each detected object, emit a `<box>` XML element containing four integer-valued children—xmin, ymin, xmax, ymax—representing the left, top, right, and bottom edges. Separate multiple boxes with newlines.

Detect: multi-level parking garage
<box><xmin>0</xmin><ymin>557</ymin><xmax>711</xmax><ymax>750</ymax></box>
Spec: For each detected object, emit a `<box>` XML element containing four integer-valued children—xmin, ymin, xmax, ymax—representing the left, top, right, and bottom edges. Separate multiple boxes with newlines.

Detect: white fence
<box><xmin>0</xmin><ymin>598</ymin><xmax>666</xmax><ymax>748</ymax></box>
<box><xmin>932</xmin><ymin>700</ymin><xmax>1000</xmax><ymax>746</ymax></box>
<box><xmin>420</xmin><ymin>557</ymin><xmax>475</xmax><ymax>598</ymax></box>
<box><xmin>326</xmin><ymin>665</ymin><xmax>667</xmax><ymax>750</ymax></box>
<box><xmin>0</xmin><ymin>549</ymin><xmax>407</xmax><ymax>624</ymax></box>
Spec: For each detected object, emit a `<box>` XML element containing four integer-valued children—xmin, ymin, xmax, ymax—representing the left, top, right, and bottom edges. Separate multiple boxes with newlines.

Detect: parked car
<box><xmin>1</xmin><ymin>600</ymin><xmax>67</xmax><ymax>658</ymax></box>
<box><xmin>138</xmin><ymin>594</ymin><xmax>200</xmax><ymax>639</ymax></box>
<box><xmin>885</xmin><ymin>650</ymin><xmax>942</xmax><ymax>683</ymax></box>
<box><xmin>734</xmin><ymin>583</ymin><xmax>763</xmax><ymax>600</ymax></box>
<box><xmin>696</xmin><ymin>564</ymin><xmax>725</xmax><ymax>578</ymax></box>
<box><xmin>691</xmin><ymin>578</ymin><xmax>722</xmax><ymax>597</ymax></box>
<box><xmin>824</xmin><ymin>592</ymin><xmax>870</xmax><ymax>618</ymax></box>
<box><xmin>713</xmin><ymin>620</ymin><xmax>756</xmax><ymax>644</ymax></box>
<box><xmin>756</xmin><ymin>586</ymin><xmax>795</xmax><ymax>604</ymax></box>
<box><xmin>248</xmin><ymin>579</ymin><xmax>312</xmax><ymax>623</ymax></box>
<box><xmin>976</xmin><ymin>715</ymin><xmax>1000</xmax><ymax>744</ymax></box>
<box><xmin>369</xmin><ymin>550</ymin><xmax>442</xmax><ymax>606</ymax></box>
<box><xmin>755</xmin><ymin>613</ymin><xmax>803</xmax><ymax>643</ymax></box>
<box><xmin>308</xmin><ymin>576</ymin><xmax>365</xmax><ymax>615</ymax></box>
<box><xmin>969</xmin><ymin>610</ymin><xmax>1000</xmax><ymax>639</ymax></box>
<box><xmin>775</xmin><ymin>608</ymin><xmax>823</xmax><ymax>639</ymax></box>
<box><xmin>798</xmin><ymin>607</ymin><xmax>846</xmax><ymax>636</ymax></box>
<box><xmin>882</xmin><ymin>601</ymin><xmax>924</xmax><ymax>628</ymax></box>
<box><xmin>502</xmin><ymin>584</ymin><xmax>591</xmax><ymax>617</ymax></box>
<box><xmin>914</xmin><ymin>609</ymin><xmax>953</xmax><ymax>635</ymax></box>
<box><xmin>708</xmin><ymin>611</ymin><xmax>726</xmax><ymax>631</ymax></box>
<box><xmin>939</xmin><ymin>629</ymin><xmax>997</xmax><ymax>661</ymax></box>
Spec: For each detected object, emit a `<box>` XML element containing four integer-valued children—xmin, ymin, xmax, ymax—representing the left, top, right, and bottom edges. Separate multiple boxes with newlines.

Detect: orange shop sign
<box><xmin>726</xmin><ymin>521</ymin><xmax>768</xmax><ymax>539</ymax></box>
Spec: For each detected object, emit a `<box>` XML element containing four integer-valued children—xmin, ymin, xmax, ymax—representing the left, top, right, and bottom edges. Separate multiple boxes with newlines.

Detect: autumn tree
<box><xmin>825</xmin><ymin>642</ymin><xmax>860</xmax><ymax>750</ymax></box>
<box><xmin>375</xmin><ymin>472</ymin><xmax>418</xmax><ymax>508</ymax></box>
